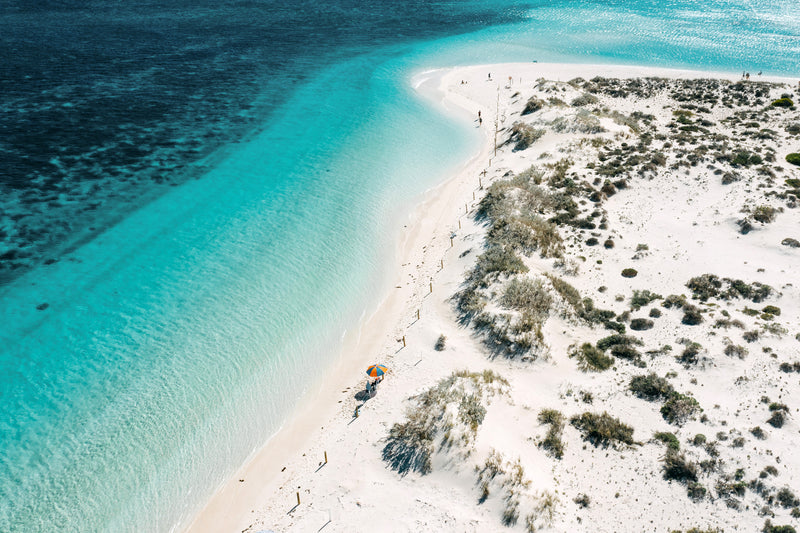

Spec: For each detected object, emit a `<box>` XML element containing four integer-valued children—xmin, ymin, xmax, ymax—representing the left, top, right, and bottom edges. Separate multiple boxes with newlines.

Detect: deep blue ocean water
<box><xmin>1</xmin><ymin>1</ymin><xmax>798</xmax><ymax>531</ymax></box>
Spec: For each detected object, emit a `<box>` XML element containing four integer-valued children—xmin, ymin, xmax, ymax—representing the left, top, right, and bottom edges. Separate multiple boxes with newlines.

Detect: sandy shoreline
<box><xmin>187</xmin><ymin>63</ymin><xmax>800</xmax><ymax>532</ymax></box>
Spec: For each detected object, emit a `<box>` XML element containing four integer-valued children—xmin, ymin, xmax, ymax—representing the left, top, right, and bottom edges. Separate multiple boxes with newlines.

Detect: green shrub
<box><xmin>597</xmin><ymin>334</ymin><xmax>643</xmax><ymax>351</ymax></box>
<box><xmin>777</xmin><ymin>487</ymin><xmax>800</xmax><ymax>508</ymax></box>
<box><xmin>570</xmin><ymin>411</ymin><xmax>635</xmax><ymax>448</ymax></box>
<box><xmin>767</xmin><ymin>411</ymin><xmax>786</xmax><ymax>428</ymax></box>
<box><xmin>686</xmin><ymin>482</ymin><xmax>707</xmax><ymax>501</ymax></box>
<box><xmin>678</xmin><ymin>342</ymin><xmax>703</xmax><ymax>365</ymax></box>
<box><xmin>522</xmin><ymin>97</ymin><xmax>545</xmax><ymax>115</ymax></box>
<box><xmin>786</xmin><ymin>153</ymin><xmax>800</xmax><ymax>166</ymax></box>
<box><xmin>654</xmin><ymin>431</ymin><xmax>680</xmax><ymax>451</ymax></box>
<box><xmin>511</xmin><ymin>122</ymin><xmax>546</xmax><ymax>150</ymax></box>
<box><xmin>382</xmin><ymin>371</ymin><xmax>507</xmax><ymax>474</ymax></box>
<box><xmin>662</xmin><ymin>294</ymin><xmax>687</xmax><ymax>309</ymax></box>
<box><xmin>762</xmin><ymin>305</ymin><xmax>781</xmax><ymax>316</ymax></box>
<box><xmin>434</xmin><ymin>334</ymin><xmax>447</xmax><ymax>351</ymax></box>
<box><xmin>771</xmin><ymin>97</ymin><xmax>794</xmax><ymax>108</ymax></box>
<box><xmin>762</xmin><ymin>520</ymin><xmax>797</xmax><ymax>533</ymax></box>
<box><xmin>649</xmin><ymin>308</ymin><xmax>662</xmax><ymax>318</ymax></box>
<box><xmin>753</xmin><ymin>205</ymin><xmax>778</xmax><ymax>224</ymax></box>
<box><xmin>621</xmin><ymin>268</ymin><xmax>638</xmax><ymax>278</ymax></box>
<box><xmin>472</xmin><ymin>245</ymin><xmax>529</xmax><ymax>284</ymax></box>
<box><xmin>630</xmin><ymin>289</ymin><xmax>662</xmax><ymax>310</ymax></box>
<box><xmin>662</xmin><ymin>449</ymin><xmax>698</xmax><ymax>482</ymax></box>
<box><xmin>572</xmin><ymin>93</ymin><xmax>599</xmax><ymax>107</ymax></box>
<box><xmin>724</xmin><ymin>344</ymin><xmax>748</xmax><ymax>359</ymax></box>
<box><xmin>661</xmin><ymin>393</ymin><xmax>700</xmax><ymax>425</ymax></box>
<box><xmin>572</xmin><ymin>342</ymin><xmax>614</xmax><ymax>371</ymax></box>
<box><xmin>630</xmin><ymin>373</ymin><xmax>674</xmax><ymax>401</ymax></box>
<box><xmin>681</xmin><ymin>305</ymin><xmax>703</xmax><ymax>325</ymax></box>
<box><xmin>692</xmin><ymin>433</ymin><xmax>707</xmax><ymax>446</ymax></box>
<box><xmin>630</xmin><ymin>318</ymin><xmax>654</xmax><ymax>331</ymax></box>
<box><xmin>686</xmin><ymin>274</ymin><xmax>722</xmax><ymax>301</ymax></box>
<box><xmin>501</xmin><ymin>278</ymin><xmax>553</xmax><ymax>317</ymax></box>
<box><xmin>538</xmin><ymin>408</ymin><xmax>566</xmax><ymax>459</ymax></box>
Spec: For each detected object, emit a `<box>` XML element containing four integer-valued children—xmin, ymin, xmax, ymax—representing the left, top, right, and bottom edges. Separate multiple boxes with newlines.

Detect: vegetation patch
<box><xmin>538</xmin><ymin>409</ymin><xmax>566</xmax><ymax>459</ymax></box>
<box><xmin>383</xmin><ymin>370</ymin><xmax>508</xmax><ymax>475</ymax></box>
<box><xmin>630</xmin><ymin>373</ymin><xmax>674</xmax><ymax>401</ymax></box>
<box><xmin>654</xmin><ymin>431</ymin><xmax>681</xmax><ymax>451</ymax></box>
<box><xmin>571</xmin><ymin>342</ymin><xmax>614</xmax><ymax>371</ymax></box>
<box><xmin>661</xmin><ymin>393</ymin><xmax>701</xmax><ymax>425</ymax></box>
<box><xmin>570</xmin><ymin>411</ymin><xmax>635</xmax><ymax>448</ymax></box>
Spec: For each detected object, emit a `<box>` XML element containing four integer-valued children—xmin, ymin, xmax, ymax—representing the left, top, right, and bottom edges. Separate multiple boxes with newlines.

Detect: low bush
<box><xmin>621</xmin><ymin>268</ymin><xmax>638</xmax><ymax>278</ymax></box>
<box><xmin>781</xmin><ymin>237</ymin><xmax>800</xmax><ymax>248</ymax></box>
<box><xmin>570</xmin><ymin>411</ymin><xmax>635</xmax><ymax>448</ymax></box>
<box><xmin>572</xmin><ymin>342</ymin><xmax>615</xmax><ymax>371</ymax></box>
<box><xmin>654</xmin><ymin>431</ymin><xmax>681</xmax><ymax>451</ymax></box>
<box><xmin>572</xmin><ymin>93</ymin><xmax>599</xmax><ymax>107</ymax></box>
<box><xmin>753</xmin><ymin>205</ymin><xmax>778</xmax><ymax>224</ymax></box>
<box><xmin>776</xmin><ymin>488</ymin><xmax>800</xmax><ymax>508</ymax></box>
<box><xmin>678</xmin><ymin>342</ymin><xmax>703</xmax><ymax>365</ymax></box>
<box><xmin>630</xmin><ymin>373</ymin><xmax>674</xmax><ymax>401</ymax></box>
<box><xmin>662</xmin><ymin>294</ymin><xmax>687</xmax><ymax>309</ymax></box>
<box><xmin>538</xmin><ymin>408</ymin><xmax>566</xmax><ymax>459</ymax></box>
<box><xmin>687</xmin><ymin>482</ymin><xmax>708</xmax><ymax>501</ymax></box>
<box><xmin>686</xmin><ymin>274</ymin><xmax>722</xmax><ymax>301</ymax></box>
<box><xmin>661</xmin><ymin>393</ymin><xmax>701</xmax><ymax>425</ymax></box>
<box><xmin>573</xmin><ymin>493</ymin><xmax>591</xmax><ymax>508</ymax></box>
<box><xmin>630</xmin><ymin>289</ymin><xmax>662</xmax><ymax>310</ymax></box>
<box><xmin>681</xmin><ymin>305</ymin><xmax>704</xmax><ymax>325</ymax></box>
<box><xmin>649</xmin><ymin>308</ymin><xmax>662</xmax><ymax>318</ymax></box>
<box><xmin>382</xmin><ymin>371</ymin><xmax>508</xmax><ymax>475</ymax></box>
<box><xmin>597</xmin><ymin>334</ymin><xmax>643</xmax><ymax>351</ymax></box>
<box><xmin>522</xmin><ymin>96</ymin><xmax>545</xmax><ymax>115</ymax></box>
<box><xmin>434</xmin><ymin>334</ymin><xmax>447</xmax><ymax>351</ymax></box>
<box><xmin>471</xmin><ymin>245</ymin><xmax>529</xmax><ymax>285</ymax></box>
<box><xmin>511</xmin><ymin>122</ymin><xmax>546</xmax><ymax>150</ymax></box>
<box><xmin>662</xmin><ymin>449</ymin><xmax>698</xmax><ymax>482</ymax></box>
<box><xmin>786</xmin><ymin>153</ymin><xmax>800</xmax><ymax>167</ymax></box>
<box><xmin>501</xmin><ymin>278</ymin><xmax>553</xmax><ymax>317</ymax></box>
<box><xmin>762</xmin><ymin>520</ymin><xmax>797</xmax><ymax>533</ymax></box>
<box><xmin>630</xmin><ymin>318</ymin><xmax>654</xmax><ymax>331</ymax></box>
<box><xmin>771</xmin><ymin>97</ymin><xmax>794</xmax><ymax>108</ymax></box>
<box><xmin>724</xmin><ymin>344</ymin><xmax>748</xmax><ymax>359</ymax></box>
<box><xmin>762</xmin><ymin>305</ymin><xmax>781</xmax><ymax>316</ymax></box>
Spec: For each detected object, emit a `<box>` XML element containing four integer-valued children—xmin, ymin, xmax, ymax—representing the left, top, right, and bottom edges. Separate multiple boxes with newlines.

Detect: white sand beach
<box><xmin>187</xmin><ymin>63</ymin><xmax>800</xmax><ymax>533</ymax></box>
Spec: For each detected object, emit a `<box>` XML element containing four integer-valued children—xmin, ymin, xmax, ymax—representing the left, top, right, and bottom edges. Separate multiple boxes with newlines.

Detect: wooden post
<box><xmin>479</xmin><ymin>176</ymin><xmax>482</xmax><ymax>188</ymax></box>
<box><xmin>296</xmin><ymin>492</ymin><xmax>301</xmax><ymax>506</ymax></box>
<box><xmin>402</xmin><ymin>336</ymin><xmax>406</xmax><ymax>347</ymax></box>
<box><xmin>429</xmin><ymin>281</ymin><xmax>433</xmax><ymax>293</ymax></box>
<box><xmin>458</xmin><ymin>219</ymin><xmax>461</xmax><ymax>229</ymax></box>
<box><xmin>324</xmin><ymin>451</ymin><xmax>328</xmax><ymax>464</ymax></box>
<box><xmin>464</xmin><ymin>203</ymin><xmax>468</xmax><ymax>213</ymax></box>
<box><xmin>416</xmin><ymin>309</ymin><xmax>420</xmax><ymax>320</ymax></box>
<box><xmin>440</xmin><ymin>259</ymin><xmax>443</xmax><ymax>269</ymax></box>
<box><xmin>473</xmin><ymin>191</ymin><xmax>475</xmax><ymax>200</ymax></box>
<box><xmin>450</xmin><ymin>236</ymin><xmax>453</xmax><ymax>247</ymax></box>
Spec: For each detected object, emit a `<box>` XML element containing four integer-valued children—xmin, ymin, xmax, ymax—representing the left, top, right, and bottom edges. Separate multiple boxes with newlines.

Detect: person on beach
<box><xmin>365</xmin><ymin>380</ymin><xmax>372</xmax><ymax>397</ymax></box>
<box><xmin>478</xmin><ymin>110</ymin><xmax>481</xmax><ymax>119</ymax></box>
<box><xmin>478</xmin><ymin>117</ymin><xmax>482</xmax><ymax>126</ymax></box>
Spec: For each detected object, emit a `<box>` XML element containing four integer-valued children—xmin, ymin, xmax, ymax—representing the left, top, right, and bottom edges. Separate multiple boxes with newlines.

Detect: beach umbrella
<box><xmin>366</xmin><ymin>364</ymin><xmax>388</xmax><ymax>378</ymax></box>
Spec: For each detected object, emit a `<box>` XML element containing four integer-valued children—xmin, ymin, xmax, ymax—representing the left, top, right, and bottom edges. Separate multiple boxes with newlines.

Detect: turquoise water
<box><xmin>2</xmin><ymin>1</ymin><xmax>799</xmax><ymax>531</ymax></box>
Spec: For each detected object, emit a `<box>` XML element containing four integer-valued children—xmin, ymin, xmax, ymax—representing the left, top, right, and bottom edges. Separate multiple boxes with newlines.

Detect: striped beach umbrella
<box><xmin>366</xmin><ymin>364</ymin><xmax>388</xmax><ymax>378</ymax></box>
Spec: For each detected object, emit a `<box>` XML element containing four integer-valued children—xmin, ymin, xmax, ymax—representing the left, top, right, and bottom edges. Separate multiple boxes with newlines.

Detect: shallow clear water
<box><xmin>1</xmin><ymin>1</ymin><xmax>798</xmax><ymax>531</ymax></box>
